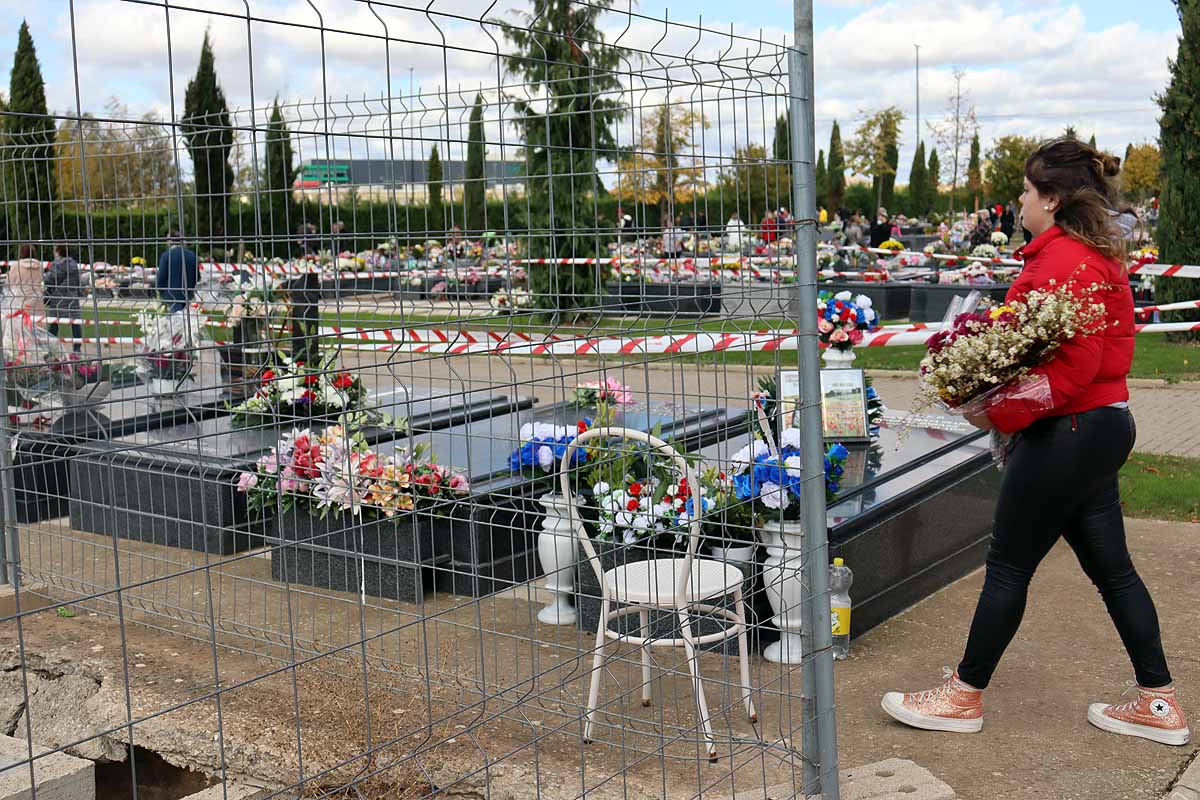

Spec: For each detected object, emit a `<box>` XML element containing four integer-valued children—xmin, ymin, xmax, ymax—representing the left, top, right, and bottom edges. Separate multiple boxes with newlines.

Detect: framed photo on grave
<box><xmin>777</xmin><ymin>369</ymin><xmax>872</xmax><ymax>442</ymax></box>
<box><xmin>818</xmin><ymin>369</ymin><xmax>871</xmax><ymax>442</ymax></box>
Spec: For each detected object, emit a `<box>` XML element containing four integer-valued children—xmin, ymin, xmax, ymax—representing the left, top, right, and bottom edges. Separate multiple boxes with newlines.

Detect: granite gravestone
<box><xmin>69</xmin><ymin>386</ymin><xmax>531</xmax><ymax>555</ymax></box>
<box><xmin>272</xmin><ymin>400</ymin><xmax>750</xmax><ymax>603</ymax></box>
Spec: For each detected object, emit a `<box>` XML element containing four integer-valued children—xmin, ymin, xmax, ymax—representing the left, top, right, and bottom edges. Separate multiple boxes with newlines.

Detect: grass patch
<box><xmin>1119</xmin><ymin>453</ymin><xmax>1200</xmax><ymax>523</ymax></box>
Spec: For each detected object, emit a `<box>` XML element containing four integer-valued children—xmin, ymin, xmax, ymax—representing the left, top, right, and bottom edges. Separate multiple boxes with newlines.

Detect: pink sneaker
<box><xmin>881</xmin><ymin>669</ymin><xmax>984</xmax><ymax>733</ymax></box>
<box><xmin>1088</xmin><ymin>685</ymin><xmax>1191</xmax><ymax>746</ymax></box>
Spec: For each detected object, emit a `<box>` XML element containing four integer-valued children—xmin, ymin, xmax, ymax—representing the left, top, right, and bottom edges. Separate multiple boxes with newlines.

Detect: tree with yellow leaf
<box><xmin>1122</xmin><ymin>143</ymin><xmax>1161</xmax><ymax>201</ymax></box>
<box><xmin>613</xmin><ymin>103</ymin><xmax>708</xmax><ymax>216</ymax></box>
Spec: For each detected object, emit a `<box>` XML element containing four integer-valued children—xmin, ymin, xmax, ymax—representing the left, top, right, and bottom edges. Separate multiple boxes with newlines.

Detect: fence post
<box><xmin>790</xmin><ymin>0</ymin><xmax>841</xmax><ymax>794</ymax></box>
<box><xmin>0</xmin><ymin>335</ymin><xmax>20</xmax><ymax>588</ymax></box>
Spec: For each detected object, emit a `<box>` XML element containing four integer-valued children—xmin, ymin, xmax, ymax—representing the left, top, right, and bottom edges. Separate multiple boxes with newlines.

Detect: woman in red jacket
<box><xmin>881</xmin><ymin>138</ymin><xmax>1189</xmax><ymax>746</ymax></box>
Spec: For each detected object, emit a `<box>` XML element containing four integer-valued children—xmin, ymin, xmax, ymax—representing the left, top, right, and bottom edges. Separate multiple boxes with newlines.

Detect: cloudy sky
<box><xmin>0</xmin><ymin>0</ymin><xmax>1179</xmax><ymax>184</ymax></box>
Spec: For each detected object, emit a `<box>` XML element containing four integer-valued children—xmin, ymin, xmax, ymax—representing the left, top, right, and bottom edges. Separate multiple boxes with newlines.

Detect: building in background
<box><xmin>294</xmin><ymin>158</ymin><xmax>525</xmax><ymax>203</ymax></box>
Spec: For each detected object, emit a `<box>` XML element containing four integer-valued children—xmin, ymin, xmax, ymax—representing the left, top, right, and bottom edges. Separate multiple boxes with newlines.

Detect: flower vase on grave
<box><xmin>821</xmin><ymin>347</ymin><xmax>856</xmax><ymax>370</ymax></box>
<box><xmin>759</xmin><ymin>518</ymin><xmax>805</xmax><ymax>664</ymax></box>
<box><xmin>536</xmin><ymin>492</ymin><xmax>583</xmax><ymax>625</ymax></box>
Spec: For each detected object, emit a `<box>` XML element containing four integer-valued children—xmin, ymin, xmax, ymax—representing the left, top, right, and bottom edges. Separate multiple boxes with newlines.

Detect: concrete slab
<box><xmin>720</xmin><ymin>758</ymin><xmax>956</xmax><ymax>799</ymax></box>
<box><xmin>0</xmin><ymin>733</ymin><xmax>94</xmax><ymax>800</ymax></box>
<box><xmin>1166</xmin><ymin>754</ymin><xmax>1200</xmax><ymax>799</ymax></box>
<box><xmin>179</xmin><ymin>782</ymin><xmax>269</xmax><ymax>800</ymax></box>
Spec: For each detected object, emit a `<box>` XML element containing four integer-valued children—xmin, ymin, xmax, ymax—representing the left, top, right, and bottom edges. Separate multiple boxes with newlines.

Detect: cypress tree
<box><xmin>263</xmin><ymin>98</ymin><xmax>297</xmax><ymax>255</ymax></box>
<box><xmin>464</xmin><ymin>94</ymin><xmax>486</xmax><ymax>234</ymax></box>
<box><xmin>1125</xmin><ymin>142</ymin><xmax>1134</xmax><ymax>165</ymax></box>
<box><xmin>814</xmin><ymin>149</ymin><xmax>827</xmax><ymax>212</ymax></box>
<box><xmin>427</xmin><ymin>144</ymin><xmax>443</xmax><ymax>234</ymax></box>
<box><xmin>182</xmin><ymin>31</ymin><xmax>234</xmax><ymax>247</ymax></box>
<box><xmin>1088</xmin><ymin>133</ymin><xmax>1097</xmax><ymax>149</ymax></box>
<box><xmin>928</xmin><ymin>148</ymin><xmax>941</xmax><ymax>211</ymax></box>
<box><xmin>908</xmin><ymin>141</ymin><xmax>928</xmax><ymax>217</ymax></box>
<box><xmin>966</xmin><ymin>131</ymin><xmax>982</xmax><ymax>206</ymax></box>
<box><xmin>770</xmin><ymin>113</ymin><xmax>791</xmax><ymax>213</ymax></box>
<box><xmin>5</xmin><ymin>21</ymin><xmax>56</xmax><ymax>243</ymax></box>
<box><xmin>1155</xmin><ymin>0</ymin><xmax>1200</xmax><ymax>336</ymax></box>
<box><xmin>881</xmin><ymin>139</ymin><xmax>899</xmax><ymax>211</ymax></box>
<box><xmin>827</xmin><ymin>121</ymin><xmax>846</xmax><ymax>211</ymax></box>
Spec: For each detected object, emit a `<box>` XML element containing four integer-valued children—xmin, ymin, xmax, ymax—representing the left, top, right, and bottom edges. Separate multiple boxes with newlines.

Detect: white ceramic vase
<box><xmin>709</xmin><ymin>543</ymin><xmax>757</xmax><ymax>570</ymax></box>
<box><xmin>536</xmin><ymin>492</ymin><xmax>582</xmax><ymax>625</ymax></box>
<box><xmin>821</xmin><ymin>347</ymin><xmax>856</xmax><ymax>370</ymax></box>
<box><xmin>759</xmin><ymin>519</ymin><xmax>805</xmax><ymax>664</ymax></box>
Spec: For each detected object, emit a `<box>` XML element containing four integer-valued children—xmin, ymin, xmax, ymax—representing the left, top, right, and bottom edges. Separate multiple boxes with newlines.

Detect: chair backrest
<box><xmin>559</xmin><ymin>426</ymin><xmax>703</xmax><ymax>604</ymax></box>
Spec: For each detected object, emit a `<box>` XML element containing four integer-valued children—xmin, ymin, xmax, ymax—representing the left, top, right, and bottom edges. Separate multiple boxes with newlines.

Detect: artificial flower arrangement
<box><xmin>970</xmin><ymin>244</ymin><xmax>1001</xmax><ymax>260</ymax></box>
<box><xmin>229</xmin><ymin>352</ymin><xmax>368</xmax><ymax>427</ymax></box>
<box><xmin>937</xmin><ymin>264</ymin><xmax>994</xmax><ymax>286</ymax></box>
<box><xmin>877</xmin><ymin>239</ymin><xmax>905</xmax><ymax>252</ymax></box>
<box><xmin>728</xmin><ymin>428</ymin><xmax>849</xmax><ymax>522</ymax></box>
<box><xmin>509</xmin><ymin>419</ymin><xmax>593</xmax><ymax>477</ymax></box>
<box><xmin>923</xmin><ymin>240</ymin><xmax>949</xmax><ymax>256</ymax></box>
<box><xmin>238</xmin><ymin>424</ymin><xmax>468</xmax><ymax>521</ymax></box>
<box><xmin>817</xmin><ymin>291</ymin><xmax>879</xmax><ymax>351</ymax></box>
<box><xmin>1130</xmin><ymin>246</ymin><xmax>1158</xmax><ymax>265</ymax></box>
<box><xmin>570</xmin><ymin>377</ymin><xmax>634</xmax><ymax>406</ymax></box>
<box><xmin>489</xmin><ymin>287</ymin><xmax>532</xmax><ymax>312</ymax></box>
<box><xmin>990</xmin><ymin>231</ymin><xmax>1009</xmax><ymax>248</ymax></box>
<box><xmin>918</xmin><ymin>281</ymin><xmax>1107</xmax><ymax>416</ymax></box>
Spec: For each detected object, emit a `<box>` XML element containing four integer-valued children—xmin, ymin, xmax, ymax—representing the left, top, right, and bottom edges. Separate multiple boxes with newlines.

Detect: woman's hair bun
<box><xmin>1100</xmin><ymin>153</ymin><xmax>1121</xmax><ymax>177</ymax></box>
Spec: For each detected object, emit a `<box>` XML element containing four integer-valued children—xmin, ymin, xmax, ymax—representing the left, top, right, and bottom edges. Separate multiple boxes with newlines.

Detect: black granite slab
<box><xmin>277</xmin><ymin>399</ymin><xmax>750</xmax><ymax>602</ymax></box>
<box><xmin>270</xmin><ymin>507</ymin><xmax>444</xmax><ymax>603</ymax></box>
<box><xmin>8</xmin><ymin>380</ymin><xmax>232</xmax><ymax>523</ymax></box>
<box><xmin>68</xmin><ymin>387</ymin><xmax>532</xmax><ymax>554</ymax></box>
<box><xmin>603</xmin><ymin>282</ymin><xmax>722</xmax><ymax>316</ymax></box>
<box><xmin>910</xmin><ymin>283</ymin><xmax>1012</xmax><ymax>322</ymax></box>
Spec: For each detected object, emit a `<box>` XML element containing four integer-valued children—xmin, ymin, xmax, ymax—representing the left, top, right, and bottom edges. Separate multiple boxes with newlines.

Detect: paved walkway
<box><xmin>868</xmin><ymin>373</ymin><xmax>1200</xmax><ymax>459</ymax></box>
<box><xmin>837</xmin><ymin>517</ymin><xmax>1200</xmax><ymax>800</ymax></box>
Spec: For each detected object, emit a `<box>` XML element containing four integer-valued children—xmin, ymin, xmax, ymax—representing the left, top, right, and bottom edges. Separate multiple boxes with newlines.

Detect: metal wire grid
<box><xmin>0</xmin><ymin>1</ymin><xmax>839</xmax><ymax>798</ymax></box>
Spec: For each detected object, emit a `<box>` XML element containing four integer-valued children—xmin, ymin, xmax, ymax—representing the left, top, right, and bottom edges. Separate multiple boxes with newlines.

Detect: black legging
<box><xmin>47</xmin><ymin>321</ymin><xmax>83</xmax><ymax>351</ymax></box>
<box><xmin>957</xmin><ymin>406</ymin><xmax>1172</xmax><ymax>690</ymax></box>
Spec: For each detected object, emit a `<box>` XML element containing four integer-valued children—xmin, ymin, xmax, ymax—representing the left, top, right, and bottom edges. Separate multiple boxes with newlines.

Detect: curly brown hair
<box><xmin>1025</xmin><ymin>137</ymin><xmax>1125</xmax><ymax>261</ymax></box>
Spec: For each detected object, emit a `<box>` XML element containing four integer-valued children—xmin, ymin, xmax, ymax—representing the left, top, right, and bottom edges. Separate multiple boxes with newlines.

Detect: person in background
<box><xmin>868</xmin><ymin>207</ymin><xmax>891</xmax><ymax>248</ymax></box>
<box><xmin>156</xmin><ymin>231</ymin><xmax>199</xmax><ymax>313</ymax></box>
<box><xmin>1001</xmin><ymin>202</ymin><xmax>1016</xmax><ymax>240</ymax></box>
<box><xmin>661</xmin><ymin>216</ymin><xmax>685</xmax><ymax>259</ymax></box>
<box><xmin>882</xmin><ymin>137</ymin><xmax>1188</xmax><ymax>749</ymax></box>
<box><xmin>818</xmin><ymin>206</ymin><xmax>828</xmax><ymax>225</ymax></box>
<box><xmin>290</xmin><ymin>222</ymin><xmax>321</xmax><ymax>364</ymax></box>
<box><xmin>778</xmin><ymin>207</ymin><xmax>794</xmax><ymax>239</ymax></box>
<box><xmin>969</xmin><ymin>209</ymin><xmax>994</xmax><ymax>249</ymax></box>
<box><xmin>845</xmin><ymin>212</ymin><xmax>865</xmax><ymax>246</ymax></box>
<box><xmin>725</xmin><ymin>211</ymin><xmax>745</xmax><ymax>250</ymax></box>
<box><xmin>6</xmin><ymin>244</ymin><xmax>44</xmax><ymax>318</ymax></box>
<box><xmin>760</xmin><ymin>211</ymin><xmax>778</xmax><ymax>244</ymax></box>
<box><xmin>44</xmin><ymin>244</ymin><xmax>83</xmax><ymax>352</ymax></box>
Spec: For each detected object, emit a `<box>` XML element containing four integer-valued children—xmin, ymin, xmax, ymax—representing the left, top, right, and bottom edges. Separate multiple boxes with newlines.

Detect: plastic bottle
<box><xmin>829</xmin><ymin>558</ymin><xmax>853</xmax><ymax>660</ymax></box>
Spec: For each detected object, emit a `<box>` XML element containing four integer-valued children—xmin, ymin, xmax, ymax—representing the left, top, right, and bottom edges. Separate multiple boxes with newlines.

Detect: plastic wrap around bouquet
<box><xmin>918</xmin><ymin>284</ymin><xmax>1107</xmax><ymax>421</ymax></box>
<box><xmin>136</xmin><ymin>307</ymin><xmax>222</xmax><ymax>405</ymax></box>
<box><xmin>2</xmin><ymin>291</ymin><xmax>113</xmax><ymax>421</ymax></box>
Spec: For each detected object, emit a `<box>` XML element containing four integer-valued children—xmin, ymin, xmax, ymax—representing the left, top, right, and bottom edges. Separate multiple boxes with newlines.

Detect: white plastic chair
<box><xmin>560</xmin><ymin>426</ymin><xmax>756</xmax><ymax>760</ymax></box>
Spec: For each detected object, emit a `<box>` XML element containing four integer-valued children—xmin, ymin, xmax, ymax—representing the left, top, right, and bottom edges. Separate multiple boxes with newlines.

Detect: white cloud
<box><xmin>11</xmin><ymin>0</ymin><xmax>1176</xmax><ymax>190</ymax></box>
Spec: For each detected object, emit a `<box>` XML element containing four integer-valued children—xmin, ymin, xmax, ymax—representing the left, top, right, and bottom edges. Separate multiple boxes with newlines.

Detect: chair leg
<box><xmin>583</xmin><ymin>599</ymin><xmax>610</xmax><ymax>744</ymax></box>
<box><xmin>733</xmin><ymin>589</ymin><xmax>757</xmax><ymax>723</ymax></box>
<box><xmin>678</xmin><ymin>609</ymin><xmax>718</xmax><ymax>761</ymax></box>
<box><xmin>638</xmin><ymin>609</ymin><xmax>652</xmax><ymax>707</ymax></box>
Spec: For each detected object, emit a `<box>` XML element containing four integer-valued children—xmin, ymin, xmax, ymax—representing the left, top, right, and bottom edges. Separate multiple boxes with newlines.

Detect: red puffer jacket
<box><xmin>986</xmin><ymin>225</ymin><xmax>1134</xmax><ymax>434</ymax></box>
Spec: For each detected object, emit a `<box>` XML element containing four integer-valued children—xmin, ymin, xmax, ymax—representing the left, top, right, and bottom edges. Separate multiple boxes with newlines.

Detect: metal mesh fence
<box><xmin>0</xmin><ymin>2</ymin><xmax>1004</xmax><ymax>798</ymax></box>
